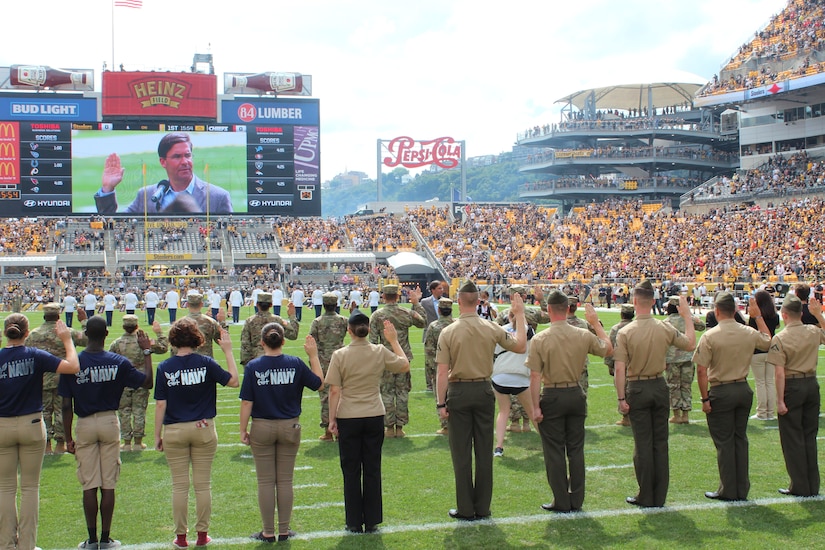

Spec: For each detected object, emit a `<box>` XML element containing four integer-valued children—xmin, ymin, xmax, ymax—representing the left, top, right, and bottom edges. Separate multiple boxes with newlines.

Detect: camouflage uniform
<box><xmin>424</xmin><ymin>305</ymin><xmax>453</xmax><ymax>429</ymax></box>
<box><xmin>25</xmin><ymin>315</ymin><xmax>88</xmax><ymax>444</ymax></box>
<box><xmin>370</xmin><ymin>296</ymin><xmax>426</xmax><ymax>429</ymax></box>
<box><xmin>309</xmin><ymin>294</ymin><xmax>348</xmax><ymax>429</ymax></box>
<box><xmin>110</xmin><ymin>317</ymin><xmax>169</xmax><ymax>441</ymax></box>
<box><xmin>566</xmin><ymin>312</ymin><xmax>595</xmax><ymax>395</ymax></box>
<box><xmin>11</xmin><ymin>293</ymin><xmax>22</xmax><ymax>313</ymax></box>
<box><xmin>605</xmin><ymin>319</ymin><xmax>633</xmax><ymax>376</ymax></box>
<box><xmin>240</xmin><ymin>309</ymin><xmax>299</xmax><ymax>365</ymax></box>
<box><xmin>664</xmin><ymin>312</ymin><xmax>706</xmax><ymax>412</ymax></box>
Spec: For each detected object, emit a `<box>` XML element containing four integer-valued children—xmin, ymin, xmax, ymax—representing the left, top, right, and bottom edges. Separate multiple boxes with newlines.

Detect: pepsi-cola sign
<box><xmin>383</xmin><ymin>136</ymin><xmax>462</xmax><ymax>169</ymax></box>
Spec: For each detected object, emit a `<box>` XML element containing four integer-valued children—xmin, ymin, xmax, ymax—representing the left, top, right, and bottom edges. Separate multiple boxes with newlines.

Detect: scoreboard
<box><xmin>0</xmin><ymin>96</ymin><xmax>321</xmax><ymax>217</ymax></box>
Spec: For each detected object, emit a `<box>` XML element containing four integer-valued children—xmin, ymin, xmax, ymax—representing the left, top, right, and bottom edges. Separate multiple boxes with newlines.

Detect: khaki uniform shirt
<box><xmin>436</xmin><ymin>313</ymin><xmax>518</xmax><ymax>380</ymax></box>
<box><xmin>614</xmin><ymin>314</ymin><xmax>692</xmax><ymax>377</ymax></box>
<box><xmin>766</xmin><ymin>320</ymin><xmax>825</xmax><ymax>375</ymax></box>
<box><xmin>325</xmin><ymin>340</ymin><xmax>408</xmax><ymax>419</ymax></box>
<box><xmin>526</xmin><ymin>320</ymin><xmax>609</xmax><ymax>385</ymax></box>
<box><xmin>693</xmin><ymin>319</ymin><xmax>770</xmax><ymax>382</ymax></box>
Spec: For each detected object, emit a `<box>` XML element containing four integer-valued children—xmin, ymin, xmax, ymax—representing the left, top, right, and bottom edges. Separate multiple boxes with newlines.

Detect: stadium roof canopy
<box><xmin>555</xmin><ymin>82</ymin><xmax>703</xmax><ymax>111</ymax></box>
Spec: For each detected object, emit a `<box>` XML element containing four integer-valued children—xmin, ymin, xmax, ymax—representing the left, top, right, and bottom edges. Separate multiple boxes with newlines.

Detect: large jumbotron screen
<box><xmin>0</xmin><ymin>119</ymin><xmax>320</xmax><ymax>217</ymax></box>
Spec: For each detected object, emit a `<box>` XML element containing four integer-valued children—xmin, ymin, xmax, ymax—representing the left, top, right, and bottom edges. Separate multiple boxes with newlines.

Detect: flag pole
<box><xmin>111</xmin><ymin>0</ymin><xmax>115</xmax><ymax>69</ymax></box>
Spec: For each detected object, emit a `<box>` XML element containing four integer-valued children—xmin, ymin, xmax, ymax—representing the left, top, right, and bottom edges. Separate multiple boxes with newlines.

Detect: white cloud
<box><xmin>0</xmin><ymin>0</ymin><xmax>791</xmax><ymax>180</ymax></box>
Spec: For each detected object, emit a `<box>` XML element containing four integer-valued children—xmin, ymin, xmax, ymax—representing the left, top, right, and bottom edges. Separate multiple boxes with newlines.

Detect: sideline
<box><xmin>54</xmin><ymin>494</ymin><xmax>825</xmax><ymax>550</ymax></box>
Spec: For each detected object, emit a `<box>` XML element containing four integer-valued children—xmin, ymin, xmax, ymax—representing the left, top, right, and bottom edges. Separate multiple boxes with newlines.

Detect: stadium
<box><xmin>0</xmin><ymin>0</ymin><xmax>824</xmax><ymax>549</ymax></box>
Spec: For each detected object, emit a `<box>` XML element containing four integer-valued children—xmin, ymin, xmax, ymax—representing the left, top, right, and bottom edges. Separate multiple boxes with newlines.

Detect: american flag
<box><xmin>114</xmin><ymin>0</ymin><xmax>143</xmax><ymax>8</ymax></box>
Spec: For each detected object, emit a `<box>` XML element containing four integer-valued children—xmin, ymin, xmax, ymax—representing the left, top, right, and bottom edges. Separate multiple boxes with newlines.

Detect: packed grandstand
<box><xmin>2</xmin><ymin>0</ymin><xmax>825</xmax><ymax>305</ymax></box>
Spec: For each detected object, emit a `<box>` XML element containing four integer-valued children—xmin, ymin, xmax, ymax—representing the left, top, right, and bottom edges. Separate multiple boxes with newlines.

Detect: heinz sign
<box><xmin>102</xmin><ymin>71</ymin><xmax>217</xmax><ymax>118</ymax></box>
<box><xmin>383</xmin><ymin>136</ymin><xmax>462</xmax><ymax>169</ymax></box>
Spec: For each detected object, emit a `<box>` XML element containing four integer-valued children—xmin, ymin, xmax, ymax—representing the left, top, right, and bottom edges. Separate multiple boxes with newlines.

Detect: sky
<box><xmin>0</xmin><ymin>0</ymin><xmax>789</xmax><ymax>181</ymax></box>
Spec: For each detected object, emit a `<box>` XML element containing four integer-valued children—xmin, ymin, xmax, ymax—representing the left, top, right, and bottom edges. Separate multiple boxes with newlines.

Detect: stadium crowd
<box><xmin>699</xmin><ymin>0</ymin><xmax>825</xmax><ymax>96</ymax></box>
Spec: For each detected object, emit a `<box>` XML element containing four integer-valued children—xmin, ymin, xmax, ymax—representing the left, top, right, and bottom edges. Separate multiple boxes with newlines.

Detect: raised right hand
<box><xmin>102</xmin><ymin>153</ymin><xmax>125</xmax><ymax>193</ymax></box>
<box><xmin>54</xmin><ymin>320</ymin><xmax>71</xmax><ymax>340</ymax></box>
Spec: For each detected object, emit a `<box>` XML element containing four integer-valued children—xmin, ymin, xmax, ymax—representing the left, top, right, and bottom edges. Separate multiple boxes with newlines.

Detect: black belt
<box><xmin>710</xmin><ymin>377</ymin><xmax>747</xmax><ymax>387</ymax></box>
<box><xmin>545</xmin><ymin>381</ymin><xmax>579</xmax><ymax>389</ymax></box>
<box><xmin>627</xmin><ymin>374</ymin><xmax>662</xmax><ymax>381</ymax></box>
<box><xmin>786</xmin><ymin>373</ymin><xmax>816</xmax><ymax>379</ymax></box>
<box><xmin>451</xmin><ymin>378</ymin><xmax>490</xmax><ymax>383</ymax></box>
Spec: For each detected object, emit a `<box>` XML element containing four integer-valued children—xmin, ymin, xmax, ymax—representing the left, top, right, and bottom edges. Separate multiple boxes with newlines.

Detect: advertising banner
<box><xmin>102</xmin><ymin>71</ymin><xmax>217</xmax><ymax>119</ymax></box>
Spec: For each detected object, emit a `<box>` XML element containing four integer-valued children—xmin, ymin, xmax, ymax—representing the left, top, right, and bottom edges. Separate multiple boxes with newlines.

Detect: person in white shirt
<box><xmin>272</xmin><ymin>284</ymin><xmax>284</xmax><ymax>317</ymax></box>
<box><xmin>332</xmin><ymin>288</ymin><xmax>344</xmax><ymax>315</ymax></box>
<box><xmin>291</xmin><ymin>286</ymin><xmax>305</xmax><ymax>321</ymax></box>
<box><xmin>311</xmin><ymin>286</ymin><xmax>324</xmax><ymax>317</ymax></box>
<box><xmin>165</xmin><ymin>287</ymin><xmax>180</xmax><ymax>323</ymax></box>
<box><xmin>349</xmin><ymin>288</ymin><xmax>363</xmax><ymax>309</ymax></box>
<box><xmin>83</xmin><ymin>290</ymin><xmax>98</xmax><ymax>319</ymax></box>
<box><xmin>208</xmin><ymin>288</ymin><xmax>222</xmax><ymax>319</ymax></box>
<box><xmin>63</xmin><ymin>293</ymin><xmax>78</xmax><ymax>327</ymax></box>
<box><xmin>144</xmin><ymin>286</ymin><xmax>160</xmax><ymax>325</ymax></box>
<box><xmin>229</xmin><ymin>287</ymin><xmax>244</xmax><ymax>323</ymax></box>
<box><xmin>103</xmin><ymin>291</ymin><xmax>118</xmax><ymax>327</ymax></box>
<box><xmin>368</xmin><ymin>288</ymin><xmax>381</xmax><ymax>313</ymax></box>
<box><xmin>123</xmin><ymin>289</ymin><xmax>139</xmax><ymax>315</ymax></box>
<box><xmin>251</xmin><ymin>285</ymin><xmax>263</xmax><ymax>314</ymax></box>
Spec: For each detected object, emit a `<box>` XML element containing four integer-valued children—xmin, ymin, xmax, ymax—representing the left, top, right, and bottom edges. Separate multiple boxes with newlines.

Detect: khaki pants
<box><xmin>162</xmin><ymin>420</ymin><xmax>218</xmax><ymax>535</ymax></box>
<box><xmin>75</xmin><ymin>411</ymin><xmax>121</xmax><ymax>491</ymax></box>
<box><xmin>0</xmin><ymin>413</ymin><xmax>46</xmax><ymax>550</ymax></box>
<box><xmin>249</xmin><ymin>418</ymin><xmax>301</xmax><ymax>535</ymax></box>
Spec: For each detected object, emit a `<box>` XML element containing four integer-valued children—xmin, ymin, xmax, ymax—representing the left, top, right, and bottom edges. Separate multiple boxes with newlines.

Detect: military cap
<box><xmin>782</xmin><ymin>292</ymin><xmax>803</xmax><ymax>313</ymax></box>
<box><xmin>546</xmin><ymin>289</ymin><xmax>568</xmax><ymax>305</ymax></box>
<box><xmin>43</xmin><ymin>302</ymin><xmax>61</xmax><ymax>314</ymax></box>
<box><xmin>509</xmin><ymin>285</ymin><xmax>528</xmax><ymax>295</ymax></box>
<box><xmin>458</xmin><ymin>281</ymin><xmax>478</xmax><ymax>293</ymax></box>
<box><xmin>123</xmin><ymin>314</ymin><xmax>139</xmax><ymax>328</ymax></box>
<box><xmin>187</xmin><ymin>292</ymin><xmax>204</xmax><ymax>306</ymax></box>
<box><xmin>322</xmin><ymin>292</ymin><xmax>338</xmax><ymax>306</ymax></box>
<box><xmin>348</xmin><ymin>311</ymin><xmax>370</xmax><ymax>325</ymax></box>
<box><xmin>667</xmin><ymin>295</ymin><xmax>680</xmax><ymax>307</ymax></box>
<box><xmin>437</xmin><ymin>297</ymin><xmax>453</xmax><ymax>308</ymax></box>
<box><xmin>620</xmin><ymin>303</ymin><xmax>635</xmax><ymax>315</ymax></box>
<box><xmin>257</xmin><ymin>292</ymin><xmax>273</xmax><ymax>305</ymax></box>
<box><xmin>382</xmin><ymin>284</ymin><xmax>399</xmax><ymax>295</ymax></box>
<box><xmin>714</xmin><ymin>291</ymin><xmax>736</xmax><ymax>310</ymax></box>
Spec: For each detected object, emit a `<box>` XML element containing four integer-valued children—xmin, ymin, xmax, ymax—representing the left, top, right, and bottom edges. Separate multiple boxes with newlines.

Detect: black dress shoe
<box><xmin>625</xmin><ymin>496</ymin><xmax>642</xmax><ymax>506</ymax></box>
<box><xmin>364</xmin><ymin>525</ymin><xmax>379</xmax><ymax>533</ymax></box>
<box><xmin>345</xmin><ymin>525</ymin><xmax>363</xmax><ymax>533</ymax></box>
<box><xmin>541</xmin><ymin>503</ymin><xmax>572</xmax><ymax>513</ymax></box>
<box><xmin>704</xmin><ymin>491</ymin><xmax>723</xmax><ymax>500</ymax></box>
<box><xmin>778</xmin><ymin>488</ymin><xmax>792</xmax><ymax>495</ymax></box>
<box><xmin>448</xmin><ymin>509</ymin><xmax>476</xmax><ymax>520</ymax></box>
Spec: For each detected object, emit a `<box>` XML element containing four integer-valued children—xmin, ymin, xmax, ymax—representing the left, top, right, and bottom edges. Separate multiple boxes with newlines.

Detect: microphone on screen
<box><xmin>151</xmin><ymin>180</ymin><xmax>170</xmax><ymax>210</ymax></box>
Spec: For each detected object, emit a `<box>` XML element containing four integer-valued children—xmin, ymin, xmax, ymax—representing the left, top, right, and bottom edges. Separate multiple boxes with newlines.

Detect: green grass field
<box><xmin>71</xmin><ymin>143</ymin><xmax>246</xmax><ymax>214</ymax></box>
<box><xmin>22</xmin><ymin>307</ymin><xmax>825</xmax><ymax>549</ymax></box>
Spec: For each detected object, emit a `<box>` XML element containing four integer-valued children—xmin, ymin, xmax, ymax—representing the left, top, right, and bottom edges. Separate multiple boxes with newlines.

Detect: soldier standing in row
<box><xmin>112</xmin><ymin>315</ymin><xmax>169</xmax><ymax>451</ymax></box>
<box><xmin>240</xmin><ymin>292</ymin><xmax>299</xmax><ymax>366</ymax></box>
<box><xmin>370</xmin><ymin>284</ymin><xmax>426</xmax><ymax>438</ymax></box>
<box><xmin>176</xmin><ymin>292</ymin><xmax>225</xmax><ymax>358</ymax></box>
<box><xmin>26</xmin><ymin>303</ymin><xmax>88</xmax><ymax>454</ymax></box>
<box><xmin>424</xmin><ymin>297</ymin><xmax>454</xmax><ymax>434</ymax></box>
<box><xmin>664</xmin><ymin>295</ymin><xmax>706</xmax><ymax>425</ymax></box>
<box><xmin>310</xmin><ymin>292</ymin><xmax>348</xmax><ymax>441</ymax></box>
<box><xmin>606</xmin><ymin>304</ymin><xmax>635</xmax><ymax>426</ymax></box>
<box><xmin>566</xmin><ymin>296</ymin><xmax>597</xmax><ymax>394</ymax></box>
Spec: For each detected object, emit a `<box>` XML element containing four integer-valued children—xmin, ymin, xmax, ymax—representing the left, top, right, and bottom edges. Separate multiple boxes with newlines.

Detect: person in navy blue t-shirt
<box><xmin>59</xmin><ymin>316</ymin><xmax>152</xmax><ymax>550</ymax></box>
<box><xmin>240</xmin><ymin>324</ymin><xmax>324</xmax><ymax>543</ymax></box>
<box><xmin>0</xmin><ymin>314</ymin><xmax>79</xmax><ymax>550</ymax></box>
<box><xmin>154</xmin><ymin>317</ymin><xmax>238</xmax><ymax>549</ymax></box>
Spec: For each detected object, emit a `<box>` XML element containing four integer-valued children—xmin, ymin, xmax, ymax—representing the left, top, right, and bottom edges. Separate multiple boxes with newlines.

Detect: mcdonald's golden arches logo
<box><xmin>0</xmin><ymin>142</ymin><xmax>17</xmax><ymax>160</ymax></box>
<box><xmin>0</xmin><ymin>122</ymin><xmax>18</xmax><ymax>139</ymax></box>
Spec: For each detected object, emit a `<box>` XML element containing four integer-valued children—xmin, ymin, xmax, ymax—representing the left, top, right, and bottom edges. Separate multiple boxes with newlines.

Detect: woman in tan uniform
<box><xmin>326</xmin><ymin>312</ymin><xmax>409</xmax><ymax>534</ymax></box>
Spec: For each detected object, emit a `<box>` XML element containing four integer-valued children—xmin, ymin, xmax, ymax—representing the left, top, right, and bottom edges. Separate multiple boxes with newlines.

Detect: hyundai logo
<box><xmin>249</xmin><ymin>200</ymin><xmax>261</xmax><ymax>207</ymax></box>
<box><xmin>24</xmin><ymin>200</ymin><xmax>36</xmax><ymax>207</ymax></box>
